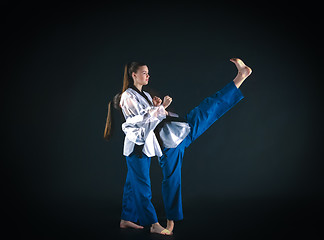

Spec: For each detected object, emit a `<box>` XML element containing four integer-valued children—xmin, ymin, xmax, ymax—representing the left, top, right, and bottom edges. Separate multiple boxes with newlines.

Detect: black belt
<box><xmin>132</xmin><ymin>115</ymin><xmax>187</xmax><ymax>158</ymax></box>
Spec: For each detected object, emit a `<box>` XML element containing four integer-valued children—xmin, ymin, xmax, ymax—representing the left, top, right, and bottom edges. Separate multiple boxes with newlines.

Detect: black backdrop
<box><xmin>3</xmin><ymin>1</ymin><xmax>323</xmax><ymax>239</ymax></box>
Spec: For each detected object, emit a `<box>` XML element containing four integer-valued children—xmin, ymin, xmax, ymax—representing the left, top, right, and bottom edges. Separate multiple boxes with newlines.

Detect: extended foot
<box><xmin>150</xmin><ymin>222</ymin><xmax>173</xmax><ymax>235</ymax></box>
<box><xmin>166</xmin><ymin>219</ymin><xmax>174</xmax><ymax>232</ymax></box>
<box><xmin>230</xmin><ymin>58</ymin><xmax>252</xmax><ymax>78</ymax></box>
<box><xmin>120</xmin><ymin>219</ymin><xmax>144</xmax><ymax>229</ymax></box>
<box><xmin>230</xmin><ymin>58</ymin><xmax>252</xmax><ymax>88</ymax></box>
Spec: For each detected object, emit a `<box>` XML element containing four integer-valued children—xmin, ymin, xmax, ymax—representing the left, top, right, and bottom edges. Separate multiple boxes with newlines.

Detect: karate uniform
<box><xmin>120</xmin><ymin>85</ymin><xmax>191</xmax><ymax>158</ymax></box>
<box><xmin>120</xmin><ymin>81</ymin><xmax>244</xmax><ymax>226</ymax></box>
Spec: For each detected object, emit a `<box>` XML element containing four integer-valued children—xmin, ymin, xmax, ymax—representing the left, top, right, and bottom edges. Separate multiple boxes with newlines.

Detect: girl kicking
<box><xmin>104</xmin><ymin>58</ymin><xmax>252</xmax><ymax>235</ymax></box>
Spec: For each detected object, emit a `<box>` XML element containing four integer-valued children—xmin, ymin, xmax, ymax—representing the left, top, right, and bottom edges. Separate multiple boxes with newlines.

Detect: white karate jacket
<box><xmin>120</xmin><ymin>87</ymin><xmax>191</xmax><ymax>157</ymax></box>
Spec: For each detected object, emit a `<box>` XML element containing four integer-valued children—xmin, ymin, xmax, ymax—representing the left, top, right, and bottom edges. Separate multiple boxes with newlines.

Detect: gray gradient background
<box><xmin>3</xmin><ymin>1</ymin><xmax>323</xmax><ymax>239</ymax></box>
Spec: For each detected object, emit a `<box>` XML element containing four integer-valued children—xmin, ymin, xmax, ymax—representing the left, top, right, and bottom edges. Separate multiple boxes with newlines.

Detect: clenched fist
<box><xmin>152</xmin><ymin>96</ymin><xmax>162</xmax><ymax>106</ymax></box>
<box><xmin>162</xmin><ymin>95</ymin><xmax>172</xmax><ymax>109</ymax></box>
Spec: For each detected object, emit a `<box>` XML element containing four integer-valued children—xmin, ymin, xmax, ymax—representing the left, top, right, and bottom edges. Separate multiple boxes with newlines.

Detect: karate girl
<box><xmin>104</xmin><ymin>59</ymin><xmax>252</xmax><ymax>235</ymax></box>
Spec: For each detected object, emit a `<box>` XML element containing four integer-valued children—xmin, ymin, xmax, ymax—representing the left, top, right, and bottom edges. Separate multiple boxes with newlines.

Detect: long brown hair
<box><xmin>103</xmin><ymin>61</ymin><xmax>147</xmax><ymax>141</ymax></box>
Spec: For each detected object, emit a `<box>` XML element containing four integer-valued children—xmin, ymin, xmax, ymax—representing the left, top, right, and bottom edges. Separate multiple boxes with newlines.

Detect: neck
<box><xmin>133</xmin><ymin>82</ymin><xmax>143</xmax><ymax>92</ymax></box>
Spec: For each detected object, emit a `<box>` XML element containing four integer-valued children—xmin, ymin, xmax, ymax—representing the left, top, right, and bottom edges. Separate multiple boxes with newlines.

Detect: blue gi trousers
<box><xmin>121</xmin><ymin>81</ymin><xmax>244</xmax><ymax>226</ymax></box>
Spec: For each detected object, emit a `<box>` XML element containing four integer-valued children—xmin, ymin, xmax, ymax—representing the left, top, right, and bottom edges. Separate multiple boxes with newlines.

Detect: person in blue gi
<box><xmin>103</xmin><ymin>59</ymin><xmax>252</xmax><ymax>235</ymax></box>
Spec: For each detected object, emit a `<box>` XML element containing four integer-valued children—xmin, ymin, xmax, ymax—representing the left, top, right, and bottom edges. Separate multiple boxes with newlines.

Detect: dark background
<box><xmin>3</xmin><ymin>1</ymin><xmax>323</xmax><ymax>239</ymax></box>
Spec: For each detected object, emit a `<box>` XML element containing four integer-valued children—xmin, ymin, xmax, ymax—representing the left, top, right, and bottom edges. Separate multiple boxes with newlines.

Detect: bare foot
<box><xmin>230</xmin><ymin>58</ymin><xmax>252</xmax><ymax>78</ymax></box>
<box><xmin>230</xmin><ymin>58</ymin><xmax>252</xmax><ymax>88</ymax></box>
<box><xmin>150</xmin><ymin>222</ymin><xmax>173</xmax><ymax>235</ymax></box>
<box><xmin>120</xmin><ymin>219</ymin><xmax>144</xmax><ymax>229</ymax></box>
<box><xmin>166</xmin><ymin>219</ymin><xmax>174</xmax><ymax>232</ymax></box>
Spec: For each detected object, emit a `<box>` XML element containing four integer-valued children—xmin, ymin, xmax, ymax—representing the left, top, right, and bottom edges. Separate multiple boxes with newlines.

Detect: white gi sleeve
<box><xmin>120</xmin><ymin>92</ymin><xmax>167</xmax><ymax>145</ymax></box>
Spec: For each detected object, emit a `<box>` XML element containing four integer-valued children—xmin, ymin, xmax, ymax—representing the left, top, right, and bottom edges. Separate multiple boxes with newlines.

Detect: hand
<box><xmin>152</xmin><ymin>96</ymin><xmax>162</xmax><ymax>106</ymax></box>
<box><xmin>162</xmin><ymin>95</ymin><xmax>172</xmax><ymax>109</ymax></box>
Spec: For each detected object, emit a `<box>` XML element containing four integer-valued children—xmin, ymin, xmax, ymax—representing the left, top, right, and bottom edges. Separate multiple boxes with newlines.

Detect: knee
<box><xmin>162</xmin><ymin>167</ymin><xmax>181</xmax><ymax>183</ymax></box>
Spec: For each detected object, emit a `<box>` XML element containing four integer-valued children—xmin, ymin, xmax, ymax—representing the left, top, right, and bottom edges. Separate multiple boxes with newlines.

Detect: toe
<box><xmin>161</xmin><ymin>229</ymin><xmax>172</xmax><ymax>235</ymax></box>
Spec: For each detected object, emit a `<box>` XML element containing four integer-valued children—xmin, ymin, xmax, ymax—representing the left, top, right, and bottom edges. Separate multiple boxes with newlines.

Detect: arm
<box><xmin>152</xmin><ymin>95</ymin><xmax>172</xmax><ymax>116</ymax></box>
<box><xmin>120</xmin><ymin>94</ymin><xmax>167</xmax><ymax>144</ymax></box>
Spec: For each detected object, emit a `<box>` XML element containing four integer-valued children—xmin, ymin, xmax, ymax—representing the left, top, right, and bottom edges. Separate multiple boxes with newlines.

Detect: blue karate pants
<box><xmin>121</xmin><ymin>81</ymin><xmax>244</xmax><ymax>226</ymax></box>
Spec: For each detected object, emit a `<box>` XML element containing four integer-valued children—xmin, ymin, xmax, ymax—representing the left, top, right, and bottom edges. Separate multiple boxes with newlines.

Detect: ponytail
<box><xmin>103</xmin><ymin>61</ymin><xmax>146</xmax><ymax>141</ymax></box>
<box><xmin>122</xmin><ymin>64</ymin><xmax>131</xmax><ymax>93</ymax></box>
<box><xmin>103</xmin><ymin>100</ymin><xmax>113</xmax><ymax>141</ymax></box>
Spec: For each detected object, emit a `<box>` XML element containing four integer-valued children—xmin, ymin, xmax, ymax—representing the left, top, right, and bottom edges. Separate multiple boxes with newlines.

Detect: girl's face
<box><xmin>132</xmin><ymin>65</ymin><xmax>150</xmax><ymax>86</ymax></box>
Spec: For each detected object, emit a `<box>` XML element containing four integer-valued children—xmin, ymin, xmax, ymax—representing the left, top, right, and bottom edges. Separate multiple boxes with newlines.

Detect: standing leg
<box><xmin>120</xmin><ymin>171</ymin><xmax>143</xmax><ymax>228</ymax></box>
<box><xmin>159</xmin><ymin>140</ymin><xmax>186</xmax><ymax>221</ymax></box>
<box><xmin>121</xmin><ymin>152</ymin><xmax>158</xmax><ymax>226</ymax></box>
<box><xmin>121</xmin><ymin>171</ymin><xmax>137</xmax><ymax>222</ymax></box>
<box><xmin>120</xmin><ymin>152</ymin><xmax>173</xmax><ymax>235</ymax></box>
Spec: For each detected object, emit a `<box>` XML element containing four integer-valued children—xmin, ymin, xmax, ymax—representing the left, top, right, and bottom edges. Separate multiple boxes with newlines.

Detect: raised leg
<box><xmin>184</xmin><ymin>80</ymin><xmax>244</xmax><ymax>148</ymax></box>
<box><xmin>157</xmin><ymin>58</ymin><xmax>252</xmax><ymax>233</ymax></box>
<box><xmin>230</xmin><ymin>58</ymin><xmax>252</xmax><ymax>88</ymax></box>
